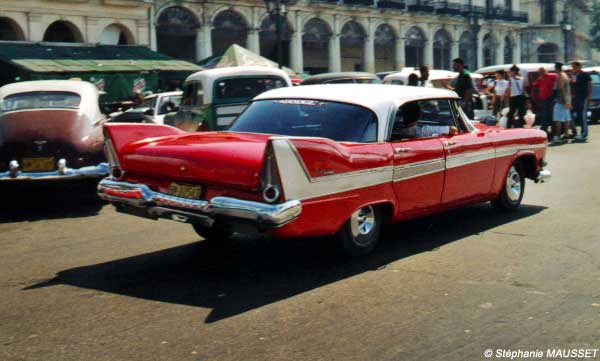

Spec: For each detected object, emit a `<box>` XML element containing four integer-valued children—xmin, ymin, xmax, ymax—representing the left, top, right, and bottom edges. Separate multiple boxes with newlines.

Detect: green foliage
<box><xmin>590</xmin><ymin>1</ymin><xmax>600</xmax><ymax>50</ymax></box>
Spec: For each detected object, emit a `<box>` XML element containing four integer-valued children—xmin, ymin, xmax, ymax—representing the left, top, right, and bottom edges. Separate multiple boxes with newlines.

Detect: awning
<box><xmin>0</xmin><ymin>42</ymin><xmax>202</xmax><ymax>73</ymax></box>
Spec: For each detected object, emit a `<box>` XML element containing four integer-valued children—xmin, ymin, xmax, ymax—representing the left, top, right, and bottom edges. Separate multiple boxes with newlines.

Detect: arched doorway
<box><xmin>459</xmin><ymin>31</ymin><xmax>476</xmax><ymax>70</ymax></box>
<box><xmin>375</xmin><ymin>24</ymin><xmax>396</xmax><ymax>72</ymax></box>
<box><xmin>340</xmin><ymin>21</ymin><xmax>366</xmax><ymax>71</ymax></box>
<box><xmin>433</xmin><ymin>29</ymin><xmax>451</xmax><ymax>70</ymax></box>
<box><xmin>43</xmin><ymin>21</ymin><xmax>83</xmax><ymax>42</ymax></box>
<box><xmin>100</xmin><ymin>24</ymin><xmax>134</xmax><ymax>45</ymax></box>
<box><xmin>212</xmin><ymin>10</ymin><xmax>248</xmax><ymax>56</ymax></box>
<box><xmin>504</xmin><ymin>36</ymin><xmax>513</xmax><ymax>64</ymax></box>
<box><xmin>259</xmin><ymin>14</ymin><xmax>291</xmax><ymax>67</ymax></box>
<box><xmin>302</xmin><ymin>18</ymin><xmax>331</xmax><ymax>74</ymax></box>
<box><xmin>405</xmin><ymin>26</ymin><xmax>425</xmax><ymax>68</ymax></box>
<box><xmin>0</xmin><ymin>17</ymin><xmax>25</xmax><ymax>41</ymax></box>
<box><xmin>156</xmin><ymin>6</ymin><xmax>199</xmax><ymax>62</ymax></box>
<box><xmin>537</xmin><ymin>43</ymin><xmax>559</xmax><ymax>63</ymax></box>
<box><xmin>482</xmin><ymin>33</ymin><xmax>496</xmax><ymax>67</ymax></box>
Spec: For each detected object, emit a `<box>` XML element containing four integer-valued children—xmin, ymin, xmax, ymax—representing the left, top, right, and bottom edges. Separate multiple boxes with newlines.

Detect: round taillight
<box><xmin>111</xmin><ymin>167</ymin><xmax>124</xmax><ymax>180</ymax></box>
<box><xmin>262</xmin><ymin>184</ymin><xmax>280</xmax><ymax>203</ymax></box>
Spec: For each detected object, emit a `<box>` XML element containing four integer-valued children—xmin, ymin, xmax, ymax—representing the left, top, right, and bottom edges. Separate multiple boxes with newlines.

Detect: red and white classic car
<box><xmin>98</xmin><ymin>84</ymin><xmax>551</xmax><ymax>255</ymax></box>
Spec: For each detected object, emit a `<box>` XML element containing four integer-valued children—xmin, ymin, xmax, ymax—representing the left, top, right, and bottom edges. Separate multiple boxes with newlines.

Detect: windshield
<box><xmin>1</xmin><ymin>91</ymin><xmax>81</xmax><ymax>111</ymax></box>
<box><xmin>157</xmin><ymin>95</ymin><xmax>182</xmax><ymax>115</ymax></box>
<box><xmin>229</xmin><ymin>99</ymin><xmax>378</xmax><ymax>142</ymax></box>
<box><xmin>140</xmin><ymin>96</ymin><xmax>156</xmax><ymax>109</ymax></box>
<box><xmin>215</xmin><ymin>77</ymin><xmax>287</xmax><ymax>101</ymax></box>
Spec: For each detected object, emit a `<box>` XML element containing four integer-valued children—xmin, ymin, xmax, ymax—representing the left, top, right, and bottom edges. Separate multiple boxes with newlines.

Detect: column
<box><xmin>290</xmin><ymin>11</ymin><xmax>303</xmax><ymax>73</ymax></box>
<box><xmin>196</xmin><ymin>24</ymin><xmax>212</xmax><ymax>62</ymax></box>
<box><xmin>514</xmin><ymin>33</ymin><xmax>522</xmax><ymax>62</ymax></box>
<box><xmin>247</xmin><ymin>28</ymin><xmax>260</xmax><ymax>54</ymax></box>
<box><xmin>497</xmin><ymin>32</ymin><xmax>505</xmax><ymax>65</ymax></box>
<box><xmin>424</xmin><ymin>28</ymin><xmax>433</xmax><ymax>68</ymax></box>
<box><xmin>395</xmin><ymin>37</ymin><xmax>405</xmax><ymax>70</ymax></box>
<box><xmin>364</xmin><ymin>30</ymin><xmax>375</xmax><ymax>73</ymax></box>
<box><xmin>476</xmin><ymin>31</ymin><xmax>483</xmax><ymax>70</ymax></box>
<box><xmin>329</xmin><ymin>34</ymin><xmax>341</xmax><ymax>72</ymax></box>
<box><xmin>451</xmin><ymin>40</ymin><xmax>459</xmax><ymax>60</ymax></box>
<box><xmin>27</xmin><ymin>13</ymin><xmax>45</xmax><ymax>42</ymax></box>
<box><xmin>149</xmin><ymin>5</ymin><xmax>157</xmax><ymax>50</ymax></box>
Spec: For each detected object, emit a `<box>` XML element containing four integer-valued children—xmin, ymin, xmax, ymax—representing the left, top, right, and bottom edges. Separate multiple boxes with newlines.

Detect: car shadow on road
<box><xmin>0</xmin><ymin>180</ymin><xmax>104</xmax><ymax>223</ymax></box>
<box><xmin>25</xmin><ymin>203</ymin><xmax>546</xmax><ymax>323</ymax></box>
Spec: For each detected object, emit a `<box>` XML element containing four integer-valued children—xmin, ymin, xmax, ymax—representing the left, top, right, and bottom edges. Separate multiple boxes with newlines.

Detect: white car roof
<box><xmin>185</xmin><ymin>66</ymin><xmax>292</xmax><ymax>85</ymax></box>
<box><xmin>254</xmin><ymin>84</ymin><xmax>459</xmax><ymax>141</ymax></box>
<box><xmin>476</xmin><ymin>63</ymin><xmax>569</xmax><ymax>74</ymax></box>
<box><xmin>0</xmin><ymin>80</ymin><xmax>99</xmax><ymax>100</ymax></box>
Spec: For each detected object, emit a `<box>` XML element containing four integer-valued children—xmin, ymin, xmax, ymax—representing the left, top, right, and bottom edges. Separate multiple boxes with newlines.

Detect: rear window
<box><xmin>1</xmin><ymin>91</ymin><xmax>81</xmax><ymax>111</ymax></box>
<box><xmin>229</xmin><ymin>99</ymin><xmax>377</xmax><ymax>142</ymax></box>
<box><xmin>590</xmin><ymin>73</ymin><xmax>600</xmax><ymax>84</ymax></box>
<box><xmin>214</xmin><ymin>77</ymin><xmax>287</xmax><ymax>101</ymax></box>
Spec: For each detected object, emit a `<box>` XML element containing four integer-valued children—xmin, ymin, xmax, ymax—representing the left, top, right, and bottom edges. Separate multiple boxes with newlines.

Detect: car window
<box><xmin>229</xmin><ymin>99</ymin><xmax>377</xmax><ymax>143</ymax></box>
<box><xmin>590</xmin><ymin>73</ymin><xmax>600</xmax><ymax>84</ymax></box>
<box><xmin>390</xmin><ymin>99</ymin><xmax>457</xmax><ymax>141</ymax></box>
<box><xmin>181</xmin><ymin>82</ymin><xmax>198</xmax><ymax>107</ymax></box>
<box><xmin>157</xmin><ymin>95</ymin><xmax>182</xmax><ymax>115</ymax></box>
<box><xmin>323</xmin><ymin>78</ymin><xmax>355</xmax><ymax>84</ymax></box>
<box><xmin>355</xmin><ymin>78</ymin><xmax>381</xmax><ymax>84</ymax></box>
<box><xmin>1</xmin><ymin>91</ymin><xmax>81</xmax><ymax>111</ymax></box>
<box><xmin>214</xmin><ymin>77</ymin><xmax>287</xmax><ymax>101</ymax></box>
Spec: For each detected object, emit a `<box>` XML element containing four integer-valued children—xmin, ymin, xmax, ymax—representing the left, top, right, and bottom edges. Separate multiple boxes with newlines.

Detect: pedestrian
<box><xmin>570</xmin><ymin>61</ymin><xmax>591</xmax><ymax>141</ymax></box>
<box><xmin>551</xmin><ymin>62</ymin><xmax>572</xmax><ymax>144</ymax></box>
<box><xmin>450</xmin><ymin>58</ymin><xmax>474</xmax><ymax>118</ymax></box>
<box><xmin>485</xmin><ymin>70</ymin><xmax>509</xmax><ymax>118</ymax></box>
<box><xmin>532</xmin><ymin>67</ymin><xmax>557</xmax><ymax>136</ymax></box>
<box><xmin>408</xmin><ymin>73</ymin><xmax>419</xmax><ymax>86</ymax></box>
<box><xmin>419</xmin><ymin>65</ymin><xmax>429</xmax><ymax>86</ymax></box>
<box><xmin>506</xmin><ymin>65</ymin><xmax>526</xmax><ymax>128</ymax></box>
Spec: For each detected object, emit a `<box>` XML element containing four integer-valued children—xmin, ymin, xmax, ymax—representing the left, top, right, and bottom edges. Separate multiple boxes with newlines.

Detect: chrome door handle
<box><xmin>445</xmin><ymin>141</ymin><xmax>459</xmax><ymax>146</ymax></box>
<box><xmin>394</xmin><ymin>147</ymin><xmax>411</xmax><ymax>154</ymax></box>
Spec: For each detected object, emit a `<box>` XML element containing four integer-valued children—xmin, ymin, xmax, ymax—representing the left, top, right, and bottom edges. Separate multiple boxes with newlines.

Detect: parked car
<box><xmin>98</xmin><ymin>84</ymin><xmax>551</xmax><ymax>256</ymax></box>
<box><xmin>0</xmin><ymin>80</ymin><xmax>108</xmax><ymax>180</ymax></box>
<box><xmin>140</xmin><ymin>91</ymin><xmax>182</xmax><ymax>124</ymax></box>
<box><xmin>164</xmin><ymin>66</ymin><xmax>291</xmax><ymax>132</ymax></box>
<box><xmin>582</xmin><ymin>67</ymin><xmax>600</xmax><ymax>123</ymax></box>
<box><xmin>300</xmin><ymin>72</ymin><xmax>382</xmax><ymax>85</ymax></box>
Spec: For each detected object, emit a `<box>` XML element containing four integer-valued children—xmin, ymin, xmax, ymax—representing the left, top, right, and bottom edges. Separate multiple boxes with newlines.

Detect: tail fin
<box><xmin>103</xmin><ymin>123</ymin><xmax>183</xmax><ymax>179</ymax></box>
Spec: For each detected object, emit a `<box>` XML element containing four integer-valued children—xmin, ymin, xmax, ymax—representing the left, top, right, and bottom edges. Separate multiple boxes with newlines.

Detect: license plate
<box><xmin>167</xmin><ymin>182</ymin><xmax>202</xmax><ymax>199</ymax></box>
<box><xmin>22</xmin><ymin>157</ymin><xmax>55</xmax><ymax>172</ymax></box>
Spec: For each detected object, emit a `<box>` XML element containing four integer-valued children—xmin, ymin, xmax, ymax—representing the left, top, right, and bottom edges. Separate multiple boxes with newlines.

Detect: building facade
<box><xmin>0</xmin><ymin>0</ymin><xmax>150</xmax><ymax>46</ymax></box>
<box><xmin>0</xmin><ymin>0</ymin><xmax>593</xmax><ymax>74</ymax></box>
<box><xmin>520</xmin><ymin>0</ymin><xmax>592</xmax><ymax>63</ymax></box>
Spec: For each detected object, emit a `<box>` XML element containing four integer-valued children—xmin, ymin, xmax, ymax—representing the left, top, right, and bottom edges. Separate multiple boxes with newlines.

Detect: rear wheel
<box><xmin>337</xmin><ymin>205</ymin><xmax>382</xmax><ymax>256</ymax></box>
<box><xmin>192</xmin><ymin>224</ymin><xmax>234</xmax><ymax>247</ymax></box>
<box><xmin>492</xmin><ymin>161</ymin><xmax>525</xmax><ymax>211</ymax></box>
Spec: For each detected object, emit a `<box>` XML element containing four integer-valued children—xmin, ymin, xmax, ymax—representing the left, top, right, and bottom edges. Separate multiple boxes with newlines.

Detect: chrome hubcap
<box><xmin>350</xmin><ymin>206</ymin><xmax>375</xmax><ymax>240</ymax></box>
<box><xmin>506</xmin><ymin>165</ymin><xmax>522</xmax><ymax>202</ymax></box>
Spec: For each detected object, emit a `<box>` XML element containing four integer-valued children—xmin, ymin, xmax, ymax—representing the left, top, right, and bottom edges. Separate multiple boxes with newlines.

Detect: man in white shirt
<box><xmin>485</xmin><ymin>70</ymin><xmax>509</xmax><ymax>117</ymax></box>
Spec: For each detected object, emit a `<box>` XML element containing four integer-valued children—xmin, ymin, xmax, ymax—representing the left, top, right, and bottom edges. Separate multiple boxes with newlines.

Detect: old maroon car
<box><xmin>97</xmin><ymin>85</ymin><xmax>551</xmax><ymax>255</ymax></box>
<box><xmin>0</xmin><ymin>80</ymin><xmax>108</xmax><ymax>180</ymax></box>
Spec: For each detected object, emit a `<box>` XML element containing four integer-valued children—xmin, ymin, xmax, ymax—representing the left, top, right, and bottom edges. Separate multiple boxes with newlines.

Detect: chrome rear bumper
<box><xmin>97</xmin><ymin>178</ymin><xmax>302</xmax><ymax>228</ymax></box>
<box><xmin>535</xmin><ymin>169</ymin><xmax>552</xmax><ymax>183</ymax></box>
<box><xmin>0</xmin><ymin>162</ymin><xmax>108</xmax><ymax>181</ymax></box>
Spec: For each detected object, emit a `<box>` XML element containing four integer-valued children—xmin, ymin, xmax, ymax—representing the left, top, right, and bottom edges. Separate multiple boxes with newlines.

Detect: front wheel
<box><xmin>337</xmin><ymin>205</ymin><xmax>382</xmax><ymax>256</ymax></box>
<box><xmin>492</xmin><ymin>162</ymin><xmax>525</xmax><ymax>211</ymax></box>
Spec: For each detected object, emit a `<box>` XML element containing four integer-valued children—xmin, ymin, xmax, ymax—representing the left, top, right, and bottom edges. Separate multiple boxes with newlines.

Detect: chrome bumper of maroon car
<box><xmin>97</xmin><ymin>178</ymin><xmax>302</xmax><ymax>228</ymax></box>
<box><xmin>0</xmin><ymin>162</ymin><xmax>108</xmax><ymax>181</ymax></box>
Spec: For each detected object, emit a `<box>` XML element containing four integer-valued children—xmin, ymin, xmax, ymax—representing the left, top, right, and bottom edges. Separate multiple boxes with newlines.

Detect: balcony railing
<box><xmin>407</xmin><ymin>1</ymin><xmax>435</xmax><ymax>12</ymax></box>
<box><xmin>377</xmin><ymin>0</ymin><xmax>406</xmax><ymax>10</ymax></box>
<box><xmin>435</xmin><ymin>1</ymin><xmax>462</xmax><ymax>15</ymax></box>
<box><xmin>484</xmin><ymin>7</ymin><xmax>529</xmax><ymax>22</ymax></box>
<box><xmin>342</xmin><ymin>0</ymin><xmax>374</xmax><ymax>5</ymax></box>
<box><xmin>461</xmin><ymin>4</ymin><xmax>485</xmax><ymax>16</ymax></box>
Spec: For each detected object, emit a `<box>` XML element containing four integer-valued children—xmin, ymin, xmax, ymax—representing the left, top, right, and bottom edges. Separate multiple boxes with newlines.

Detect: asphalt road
<box><xmin>1</xmin><ymin>127</ymin><xmax>599</xmax><ymax>361</ymax></box>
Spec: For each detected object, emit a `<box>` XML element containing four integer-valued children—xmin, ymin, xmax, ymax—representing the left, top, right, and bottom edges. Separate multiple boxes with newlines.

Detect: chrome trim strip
<box><xmin>0</xmin><ymin>163</ymin><xmax>108</xmax><ymax>181</ymax></box>
<box><xmin>97</xmin><ymin>178</ymin><xmax>302</xmax><ymax>227</ymax></box>
<box><xmin>447</xmin><ymin>149</ymin><xmax>496</xmax><ymax>168</ymax></box>
<box><xmin>393</xmin><ymin>158</ymin><xmax>445</xmax><ymax>181</ymax></box>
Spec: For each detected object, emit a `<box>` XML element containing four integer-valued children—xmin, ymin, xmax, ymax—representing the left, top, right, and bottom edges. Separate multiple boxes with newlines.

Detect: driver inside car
<box><xmin>395</xmin><ymin>102</ymin><xmax>458</xmax><ymax>139</ymax></box>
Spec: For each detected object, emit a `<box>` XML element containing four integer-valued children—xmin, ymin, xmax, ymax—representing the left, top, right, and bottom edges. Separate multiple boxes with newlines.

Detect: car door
<box><xmin>441</xmin><ymin>102</ymin><xmax>495</xmax><ymax>205</ymax></box>
<box><xmin>389</xmin><ymin>100</ymin><xmax>447</xmax><ymax>217</ymax></box>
